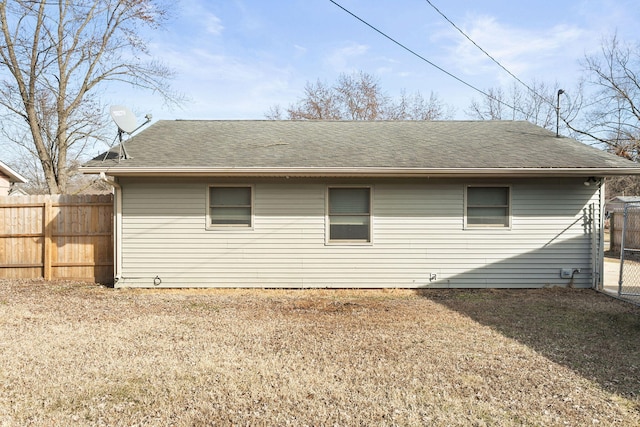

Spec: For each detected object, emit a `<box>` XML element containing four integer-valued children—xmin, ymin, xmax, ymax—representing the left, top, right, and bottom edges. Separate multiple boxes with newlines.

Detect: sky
<box><xmin>111</xmin><ymin>0</ymin><xmax>640</xmax><ymax>124</ymax></box>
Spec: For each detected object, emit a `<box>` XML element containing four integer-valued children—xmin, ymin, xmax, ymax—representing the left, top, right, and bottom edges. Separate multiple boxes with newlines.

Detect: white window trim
<box><xmin>464</xmin><ymin>184</ymin><xmax>512</xmax><ymax>230</ymax></box>
<box><xmin>325</xmin><ymin>185</ymin><xmax>374</xmax><ymax>245</ymax></box>
<box><xmin>206</xmin><ymin>184</ymin><xmax>255</xmax><ymax>231</ymax></box>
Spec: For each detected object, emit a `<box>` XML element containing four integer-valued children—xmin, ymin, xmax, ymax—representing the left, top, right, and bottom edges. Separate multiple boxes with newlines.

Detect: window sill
<box><xmin>206</xmin><ymin>225</ymin><xmax>254</xmax><ymax>231</ymax></box>
<box><xmin>325</xmin><ymin>240</ymin><xmax>373</xmax><ymax>246</ymax></box>
<box><xmin>464</xmin><ymin>225</ymin><xmax>512</xmax><ymax>230</ymax></box>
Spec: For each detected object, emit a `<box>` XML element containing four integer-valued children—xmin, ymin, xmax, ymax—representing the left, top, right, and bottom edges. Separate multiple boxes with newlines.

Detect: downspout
<box><xmin>589</xmin><ymin>178</ymin><xmax>604</xmax><ymax>290</ymax></box>
<box><xmin>591</xmin><ymin>202</ymin><xmax>598</xmax><ymax>289</ymax></box>
<box><xmin>597</xmin><ymin>179</ymin><xmax>605</xmax><ymax>290</ymax></box>
<box><xmin>100</xmin><ymin>172</ymin><xmax>122</xmax><ymax>284</ymax></box>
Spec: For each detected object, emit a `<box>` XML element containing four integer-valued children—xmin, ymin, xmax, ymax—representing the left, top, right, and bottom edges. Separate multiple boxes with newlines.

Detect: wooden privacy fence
<box><xmin>0</xmin><ymin>194</ymin><xmax>113</xmax><ymax>283</ymax></box>
<box><xmin>609</xmin><ymin>208</ymin><xmax>640</xmax><ymax>254</ymax></box>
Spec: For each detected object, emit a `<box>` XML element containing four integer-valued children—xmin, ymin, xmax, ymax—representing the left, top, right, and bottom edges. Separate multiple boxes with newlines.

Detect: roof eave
<box><xmin>0</xmin><ymin>160</ymin><xmax>28</xmax><ymax>183</ymax></box>
<box><xmin>81</xmin><ymin>166</ymin><xmax>640</xmax><ymax>178</ymax></box>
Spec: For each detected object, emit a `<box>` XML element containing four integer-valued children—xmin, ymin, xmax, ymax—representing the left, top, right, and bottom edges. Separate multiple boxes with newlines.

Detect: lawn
<box><xmin>0</xmin><ymin>281</ymin><xmax>639</xmax><ymax>426</ymax></box>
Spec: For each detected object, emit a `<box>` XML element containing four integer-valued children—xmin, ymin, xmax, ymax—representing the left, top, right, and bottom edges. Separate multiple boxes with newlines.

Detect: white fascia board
<box><xmin>81</xmin><ymin>166</ymin><xmax>640</xmax><ymax>178</ymax></box>
<box><xmin>0</xmin><ymin>160</ymin><xmax>28</xmax><ymax>183</ymax></box>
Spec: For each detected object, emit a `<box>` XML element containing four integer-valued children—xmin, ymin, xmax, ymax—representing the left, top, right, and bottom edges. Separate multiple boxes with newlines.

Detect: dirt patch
<box><xmin>1</xmin><ymin>280</ymin><xmax>639</xmax><ymax>426</ymax></box>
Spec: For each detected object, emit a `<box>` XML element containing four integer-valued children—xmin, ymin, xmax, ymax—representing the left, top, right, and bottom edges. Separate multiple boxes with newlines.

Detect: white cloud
<box><xmin>204</xmin><ymin>13</ymin><xmax>224</xmax><ymax>35</ymax></box>
<box><xmin>138</xmin><ymin>42</ymin><xmax>299</xmax><ymax>119</ymax></box>
<box><xmin>443</xmin><ymin>15</ymin><xmax>589</xmax><ymax>84</ymax></box>
<box><xmin>176</xmin><ymin>0</ymin><xmax>224</xmax><ymax>37</ymax></box>
<box><xmin>325</xmin><ymin>43</ymin><xmax>370</xmax><ymax>72</ymax></box>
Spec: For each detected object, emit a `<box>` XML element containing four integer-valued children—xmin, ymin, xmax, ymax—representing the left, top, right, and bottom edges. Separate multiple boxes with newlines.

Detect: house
<box><xmin>0</xmin><ymin>160</ymin><xmax>27</xmax><ymax>196</ymax></box>
<box><xmin>605</xmin><ymin>196</ymin><xmax>640</xmax><ymax>215</ymax></box>
<box><xmin>82</xmin><ymin>120</ymin><xmax>640</xmax><ymax>289</ymax></box>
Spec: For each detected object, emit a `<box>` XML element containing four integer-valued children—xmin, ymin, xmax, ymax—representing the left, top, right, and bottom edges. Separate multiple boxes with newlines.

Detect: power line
<box><xmin>328</xmin><ymin>0</ymin><xmax>523</xmax><ymax>113</ymax></box>
<box><xmin>327</xmin><ymin>0</ymin><xmax>548</xmax><ymax>119</ymax></box>
<box><xmin>423</xmin><ymin>0</ymin><xmax>555</xmax><ymax>109</ymax></box>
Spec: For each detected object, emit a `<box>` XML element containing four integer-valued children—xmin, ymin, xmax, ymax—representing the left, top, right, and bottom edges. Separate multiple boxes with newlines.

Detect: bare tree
<box><xmin>0</xmin><ymin>0</ymin><xmax>178</xmax><ymax>194</ymax></box>
<box><xmin>565</xmin><ymin>34</ymin><xmax>640</xmax><ymax>161</ymax></box>
<box><xmin>467</xmin><ymin>87</ymin><xmax>510</xmax><ymax>121</ymax></box>
<box><xmin>387</xmin><ymin>90</ymin><xmax>454</xmax><ymax>120</ymax></box>
<box><xmin>334</xmin><ymin>72</ymin><xmax>388</xmax><ymax>120</ymax></box>
<box><xmin>286</xmin><ymin>78</ymin><xmax>342</xmax><ymax>120</ymax></box>
<box><xmin>466</xmin><ymin>80</ymin><xmax>567</xmax><ymax>131</ymax></box>
<box><xmin>267</xmin><ymin>72</ymin><xmax>454</xmax><ymax>121</ymax></box>
<box><xmin>264</xmin><ymin>104</ymin><xmax>285</xmax><ymax>120</ymax></box>
<box><xmin>6</xmin><ymin>149</ymin><xmax>47</xmax><ymax>194</ymax></box>
<box><xmin>465</xmin><ymin>34</ymin><xmax>640</xmax><ymax>198</ymax></box>
<box><xmin>606</xmin><ymin>175</ymin><xmax>640</xmax><ymax>199</ymax></box>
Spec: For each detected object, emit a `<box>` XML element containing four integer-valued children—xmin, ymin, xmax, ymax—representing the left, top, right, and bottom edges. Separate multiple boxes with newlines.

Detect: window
<box><xmin>465</xmin><ymin>186</ymin><xmax>510</xmax><ymax>228</ymax></box>
<box><xmin>208</xmin><ymin>186</ymin><xmax>252</xmax><ymax>227</ymax></box>
<box><xmin>328</xmin><ymin>187</ymin><xmax>371</xmax><ymax>242</ymax></box>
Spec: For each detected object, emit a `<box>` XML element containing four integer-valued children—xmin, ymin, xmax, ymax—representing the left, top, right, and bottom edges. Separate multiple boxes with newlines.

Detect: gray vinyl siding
<box><xmin>116</xmin><ymin>177</ymin><xmax>600</xmax><ymax>288</ymax></box>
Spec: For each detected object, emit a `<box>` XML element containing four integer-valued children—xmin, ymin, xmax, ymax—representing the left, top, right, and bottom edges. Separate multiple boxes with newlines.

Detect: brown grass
<box><xmin>0</xmin><ymin>281</ymin><xmax>639</xmax><ymax>426</ymax></box>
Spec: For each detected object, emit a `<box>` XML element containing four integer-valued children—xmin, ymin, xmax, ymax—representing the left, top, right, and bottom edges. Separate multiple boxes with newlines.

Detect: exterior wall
<box><xmin>116</xmin><ymin>177</ymin><xmax>601</xmax><ymax>288</ymax></box>
<box><xmin>0</xmin><ymin>173</ymin><xmax>10</xmax><ymax>196</ymax></box>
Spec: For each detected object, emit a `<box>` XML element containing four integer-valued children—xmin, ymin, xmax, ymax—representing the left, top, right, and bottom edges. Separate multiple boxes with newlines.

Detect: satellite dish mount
<box><xmin>108</xmin><ymin>105</ymin><xmax>152</xmax><ymax>161</ymax></box>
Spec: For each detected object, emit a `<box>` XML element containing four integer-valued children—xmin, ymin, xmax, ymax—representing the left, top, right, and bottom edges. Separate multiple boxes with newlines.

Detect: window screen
<box><xmin>209</xmin><ymin>186</ymin><xmax>252</xmax><ymax>226</ymax></box>
<box><xmin>328</xmin><ymin>187</ymin><xmax>371</xmax><ymax>241</ymax></box>
<box><xmin>466</xmin><ymin>186</ymin><xmax>510</xmax><ymax>227</ymax></box>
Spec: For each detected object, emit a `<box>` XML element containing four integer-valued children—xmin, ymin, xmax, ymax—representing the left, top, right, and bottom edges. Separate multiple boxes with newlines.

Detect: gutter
<box><xmin>100</xmin><ymin>172</ymin><xmax>122</xmax><ymax>283</ymax></box>
<box><xmin>83</xmin><ymin>167</ymin><xmax>640</xmax><ymax>178</ymax></box>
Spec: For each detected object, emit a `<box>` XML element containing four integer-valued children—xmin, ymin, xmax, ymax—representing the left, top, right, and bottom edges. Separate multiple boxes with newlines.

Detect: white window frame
<box><xmin>206</xmin><ymin>184</ymin><xmax>254</xmax><ymax>230</ymax></box>
<box><xmin>464</xmin><ymin>185</ymin><xmax>512</xmax><ymax>230</ymax></box>
<box><xmin>325</xmin><ymin>186</ymin><xmax>373</xmax><ymax>245</ymax></box>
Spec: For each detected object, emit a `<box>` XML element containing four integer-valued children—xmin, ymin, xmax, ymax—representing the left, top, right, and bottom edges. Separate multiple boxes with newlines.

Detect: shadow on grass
<box><xmin>414</xmin><ymin>288</ymin><xmax>640</xmax><ymax>402</ymax></box>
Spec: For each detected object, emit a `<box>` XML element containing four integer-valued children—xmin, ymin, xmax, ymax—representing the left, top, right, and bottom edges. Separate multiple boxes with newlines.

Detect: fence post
<box><xmin>43</xmin><ymin>200</ymin><xmax>53</xmax><ymax>280</ymax></box>
<box><xmin>610</xmin><ymin>211</ymin><xmax>615</xmax><ymax>252</ymax></box>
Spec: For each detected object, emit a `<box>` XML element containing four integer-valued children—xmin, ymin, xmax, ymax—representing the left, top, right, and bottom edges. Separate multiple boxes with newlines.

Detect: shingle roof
<box><xmin>83</xmin><ymin>120</ymin><xmax>640</xmax><ymax>175</ymax></box>
<box><xmin>609</xmin><ymin>196</ymin><xmax>640</xmax><ymax>203</ymax></box>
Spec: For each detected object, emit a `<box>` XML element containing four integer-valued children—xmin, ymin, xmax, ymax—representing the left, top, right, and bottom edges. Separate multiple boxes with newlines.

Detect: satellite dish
<box><xmin>110</xmin><ymin>105</ymin><xmax>138</xmax><ymax>134</ymax></box>
<box><xmin>106</xmin><ymin>105</ymin><xmax>151</xmax><ymax>162</ymax></box>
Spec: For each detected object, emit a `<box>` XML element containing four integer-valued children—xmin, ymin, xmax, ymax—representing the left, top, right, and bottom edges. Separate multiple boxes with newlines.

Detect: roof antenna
<box><xmin>108</xmin><ymin>105</ymin><xmax>152</xmax><ymax>161</ymax></box>
<box><xmin>556</xmin><ymin>89</ymin><xmax>564</xmax><ymax>138</ymax></box>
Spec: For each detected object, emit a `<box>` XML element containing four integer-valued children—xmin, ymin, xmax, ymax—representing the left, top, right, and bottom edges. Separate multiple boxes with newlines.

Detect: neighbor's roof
<box><xmin>608</xmin><ymin>196</ymin><xmax>640</xmax><ymax>203</ymax></box>
<box><xmin>0</xmin><ymin>160</ymin><xmax>27</xmax><ymax>183</ymax></box>
<box><xmin>82</xmin><ymin>120</ymin><xmax>640</xmax><ymax>177</ymax></box>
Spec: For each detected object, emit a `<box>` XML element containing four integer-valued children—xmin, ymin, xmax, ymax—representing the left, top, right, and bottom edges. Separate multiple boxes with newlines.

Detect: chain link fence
<box><xmin>618</xmin><ymin>203</ymin><xmax>640</xmax><ymax>303</ymax></box>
